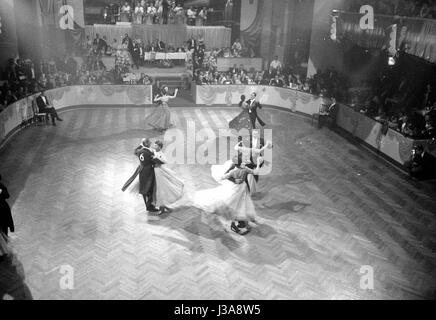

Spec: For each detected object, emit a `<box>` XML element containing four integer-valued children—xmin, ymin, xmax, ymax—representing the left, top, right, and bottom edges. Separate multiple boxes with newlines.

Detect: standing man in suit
<box><xmin>187</xmin><ymin>36</ymin><xmax>196</xmax><ymax>51</ymax></box>
<box><xmin>246</xmin><ymin>92</ymin><xmax>266</xmax><ymax>128</ymax></box>
<box><xmin>157</xmin><ymin>39</ymin><xmax>166</xmax><ymax>52</ymax></box>
<box><xmin>122</xmin><ymin>33</ymin><xmax>134</xmax><ymax>56</ymax></box>
<box><xmin>162</xmin><ymin>0</ymin><xmax>170</xmax><ymax>24</ymax></box>
<box><xmin>318</xmin><ymin>97</ymin><xmax>337</xmax><ymax>129</ymax></box>
<box><xmin>404</xmin><ymin>144</ymin><xmax>436</xmax><ymax>180</ymax></box>
<box><xmin>35</xmin><ymin>91</ymin><xmax>63</xmax><ymax>126</ymax></box>
<box><xmin>0</xmin><ymin>174</ymin><xmax>14</xmax><ymax>238</ymax></box>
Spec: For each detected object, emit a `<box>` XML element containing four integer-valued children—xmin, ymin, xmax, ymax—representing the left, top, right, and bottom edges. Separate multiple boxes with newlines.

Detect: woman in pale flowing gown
<box><xmin>193</xmin><ymin>154</ymin><xmax>263</xmax><ymax>235</ymax></box>
<box><xmin>151</xmin><ymin>140</ymin><xmax>184</xmax><ymax>214</ymax></box>
<box><xmin>145</xmin><ymin>86</ymin><xmax>178</xmax><ymax>132</ymax></box>
<box><xmin>124</xmin><ymin>140</ymin><xmax>184</xmax><ymax>214</ymax></box>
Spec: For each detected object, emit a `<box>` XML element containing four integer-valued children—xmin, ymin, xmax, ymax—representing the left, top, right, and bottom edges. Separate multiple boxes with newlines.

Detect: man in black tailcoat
<box><xmin>245</xmin><ymin>92</ymin><xmax>266</xmax><ymax>128</ymax></box>
<box><xmin>35</xmin><ymin>91</ymin><xmax>63</xmax><ymax>126</ymax></box>
<box><xmin>122</xmin><ymin>139</ymin><xmax>162</xmax><ymax>213</ymax></box>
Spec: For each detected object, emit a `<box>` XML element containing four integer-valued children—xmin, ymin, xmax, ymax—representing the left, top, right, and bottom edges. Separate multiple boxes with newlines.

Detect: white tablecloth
<box><xmin>143</xmin><ymin>52</ymin><xmax>187</xmax><ymax>60</ymax></box>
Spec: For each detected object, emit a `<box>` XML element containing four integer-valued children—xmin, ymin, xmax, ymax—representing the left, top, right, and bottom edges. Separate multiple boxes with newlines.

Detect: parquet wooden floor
<box><xmin>0</xmin><ymin>103</ymin><xmax>435</xmax><ymax>300</ymax></box>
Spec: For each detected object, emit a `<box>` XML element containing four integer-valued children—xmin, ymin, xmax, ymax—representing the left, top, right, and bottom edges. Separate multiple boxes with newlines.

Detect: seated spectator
<box><xmin>318</xmin><ymin>97</ymin><xmax>337</xmax><ymax>129</ymax></box>
<box><xmin>138</xmin><ymin>73</ymin><xmax>152</xmax><ymax>85</ymax></box>
<box><xmin>231</xmin><ymin>38</ymin><xmax>242</xmax><ymax>57</ymax></box>
<box><xmin>198</xmin><ymin>7</ymin><xmax>207</xmax><ymax>25</ymax></box>
<box><xmin>270</xmin><ymin>56</ymin><xmax>282</xmax><ymax>77</ymax></box>
<box><xmin>187</xmin><ymin>7</ymin><xmax>196</xmax><ymax>26</ymax></box>
<box><xmin>404</xmin><ymin>145</ymin><xmax>436</xmax><ymax>180</ymax></box>
<box><xmin>121</xmin><ymin>1</ymin><xmax>132</xmax><ymax>22</ymax></box>
<box><xmin>35</xmin><ymin>91</ymin><xmax>63</xmax><ymax>125</ymax></box>
<box><xmin>269</xmin><ymin>75</ymin><xmax>284</xmax><ymax>87</ymax></box>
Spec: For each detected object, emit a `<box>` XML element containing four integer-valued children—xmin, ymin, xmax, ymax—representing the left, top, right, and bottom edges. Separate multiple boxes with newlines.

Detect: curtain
<box><xmin>85</xmin><ymin>25</ymin><xmax>230</xmax><ymax>49</ymax></box>
<box><xmin>401</xmin><ymin>18</ymin><xmax>436</xmax><ymax>63</ymax></box>
<box><xmin>186</xmin><ymin>26</ymin><xmax>231</xmax><ymax>48</ymax></box>
<box><xmin>132</xmin><ymin>24</ymin><xmax>187</xmax><ymax>47</ymax></box>
<box><xmin>85</xmin><ymin>24</ymin><xmax>133</xmax><ymax>43</ymax></box>
<box><xmin>337</xmin><ymin>12</ymin><xmax>393</xmax><ymax>49</ymax></box>
<box><xmin>240</xmin><ymin>0</ymin><xmax>263</xmax><ymax>56</ymax></box>
<box><xmin>336</xmin><ymin>12</ymin><xmax>436</xmax><ymax>64</ymax></box>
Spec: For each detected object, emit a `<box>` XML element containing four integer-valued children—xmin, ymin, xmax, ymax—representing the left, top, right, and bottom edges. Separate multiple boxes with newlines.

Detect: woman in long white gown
<box><xmin>124</xmin><ymin>140</ymin><xmax>184</xmax><ymax>214</ymax></box>
<box><xmin>193</xmin><ymin>154</ymin><xmax>263</xmax><ymax>235</ymax></box>
<box><xmin>145</xmin><ymin>87</ymin><xmax>178</xmax><ymax>132</ymax></box>
<box><xmin>152</xmin><ymin>140</ymin><xmax>184</xmax><ymax>214</ymax></box>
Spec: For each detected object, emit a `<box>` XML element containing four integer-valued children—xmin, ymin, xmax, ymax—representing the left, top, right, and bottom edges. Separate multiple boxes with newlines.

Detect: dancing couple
<box><xmin>193</xmin><ymin>131</ymin><xmax>271</xmax><ymax>235</ymax></box>
<box><xmin>122</xmin><ymin>131</ymin><xmax>270</xmax><ymax>235</ymax></box>
<box><xmin>122</xmin><ymin>138</ymin><xmax>184</xmax><ymax>215</ymax></box>
<box><xmin>229</xmin><ymin>92</ymin><xmax>266</xmax><ymax>131</ymax></box>
<box><xmin>145</xmin><ymin>86</ymin><xmax>178</xmax><ymax>132</ymax></box>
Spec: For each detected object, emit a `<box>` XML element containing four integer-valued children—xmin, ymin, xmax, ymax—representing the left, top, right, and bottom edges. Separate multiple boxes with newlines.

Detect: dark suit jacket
<box><xmin>135</xmin><ymin>147</ymin><xmax>163</xmax><ymax>195</ymax></box>
<box><xmin>158</xmin><ymin>41</ymin><xmax>165</xmax><ymax>52</ymax></box>
<box><xmin>246</xmin><ymin>99</ymin><xmax>262</xmax><ymax>114</ymax></box>
<box><xmin>187</xmin><ymin>39</ymin><xmax>196</xmax><ymax>50</ymax></box>
<box><xmin>35</xmin><ymin>95</ymin><xmax>50</xmax><ymax>111</ymax></box>
<box><xmin>123</xmin><ymin>37</ymin><xmax>134</xmax><ymax>54</ymax></box>
<box><xmin>0</xmin><ymin>182</ymin><xmax>14</xmax><ymax>233</ymax></box>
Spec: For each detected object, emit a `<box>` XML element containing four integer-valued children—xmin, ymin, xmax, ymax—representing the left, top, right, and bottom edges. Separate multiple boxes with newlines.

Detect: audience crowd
<box><xmin>345</xmin><ymin>0</ymin><xmax>436</xmax><ymax>19</ymax></box>
<box><xmin>352</xmin><ymin>67</ymin><xmax>436</xmax><ymax>140</ymax></box>
<box><xmin>2</xmin><ymin>31</ymin><xmax>435</xmax><ymax>140</ymax></box>
<box><xmin>104</xmin><ymin>0</ymin><xmax>212</xmax><ymax>26</ymax></box>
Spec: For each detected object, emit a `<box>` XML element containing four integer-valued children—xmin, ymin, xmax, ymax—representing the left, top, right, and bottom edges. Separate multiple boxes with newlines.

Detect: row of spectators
<box><xmin>193</xmin><ymin>46</ymin><xmax>435</xmax><ymax>139</ymax></box>
<box><xmin>0</xmin><ymin>55</ymin><xmax>155</xmax><ymax>112</ymax></box>
<box><xmin>193</xmin><ymin>48</ymin><xmax>348</xmax><ymax>98</ymax></box>
<box><xmin>345</xmin><ymin>0</ymin><xmax>436</xmax><ymax>19</ymax></box>
<box><xmin>111</xmin><ymin>0</ymin><xmax>210</xmax><ymax>26</ymax></box>
<box><xmin>354</xmin><ymin>83</ymin><xmax>436</xmax><ymax>139</ymax></box>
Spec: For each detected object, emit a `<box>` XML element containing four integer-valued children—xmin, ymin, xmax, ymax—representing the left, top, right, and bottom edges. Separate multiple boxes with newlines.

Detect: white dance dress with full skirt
<box><xmin>193</xmin><ymin>160</ymin><xmax>257</xmax><ymax>222</ymax></box>
<box><xmin>153</xmin><ymin>165</ymin><xmax>184</xmax><ymax>207</ymax></box>
<box><xmin>145</xmin><ymin>98</ymin><xmax>175</xmax><ymax>131</ymax></box>
<box><xmin>125</xmin><ymin>151</ymin><xmax>184</xmax><ymax>208</ymax></box>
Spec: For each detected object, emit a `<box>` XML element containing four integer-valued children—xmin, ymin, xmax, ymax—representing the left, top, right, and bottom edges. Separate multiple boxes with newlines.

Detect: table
<box><xmin>143</xmin><ymin>52</ymin><xmax>187</xmax><ymax>61</ymax></box>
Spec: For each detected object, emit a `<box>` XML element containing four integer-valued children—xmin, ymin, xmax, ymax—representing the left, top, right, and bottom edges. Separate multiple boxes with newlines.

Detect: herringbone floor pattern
<box><xmin>0</xmin><ymin>104</ymin><xmax>435</xmax><ymax>300</ymax></box>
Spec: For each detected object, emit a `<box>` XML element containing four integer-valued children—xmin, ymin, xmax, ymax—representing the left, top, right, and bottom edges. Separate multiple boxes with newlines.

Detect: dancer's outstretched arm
<box><xmin>169</xmin><ymin>88</ymin><xmax>179</xmax><ymax>99</ymax></box>
<box><xmin>233</xmin><ymin>140</ymin><xmax>244</xmax><ymax>151</ymax></box>
<box><xmin>252</xmin><ymin>141</ymin><xmax>271</xmax><ymax>154</ymax></box>
<box><xmin>153</xmin><ymin>95</ymin><xmax>162</xmax><ymax>103</ymax></box>
<box><xmin>248</xmin><ymin>157</ymin><xmax>262</xmax><ymax>175</ymax></box>
<box><xmin>152</xmin><ymin>151</ymin><xmax>167</xmax><ymax>164</ymax></box>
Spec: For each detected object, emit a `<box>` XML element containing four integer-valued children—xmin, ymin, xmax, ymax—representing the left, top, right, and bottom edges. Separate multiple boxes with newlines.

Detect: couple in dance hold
<box><xmin>121</xmin><ymin>138</ymin><xmax>184</xmax><ymax>215</ymax></box>
<box><xmin>122</xmin><ymin>129</ymin><xmax>270</xmax><ymax>236</ymax></box>
<box><xmin>145</xmin><ymin>86</ymin><xmax>178</xmax><ymax>132</ymax></box>
<box><xmin>194</xmin><ymin>129</ymin><xmax>271</xmax><ymax>235</ymax></box>
<box><xmin>229</xmin><ymin>92</ymin><xmax>266</xmax><ymax>131</ymax></box>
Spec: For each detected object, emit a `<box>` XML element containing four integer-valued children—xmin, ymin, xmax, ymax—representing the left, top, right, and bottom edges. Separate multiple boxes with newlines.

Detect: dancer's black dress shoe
<box><xmin>147</xmin><ymin>207</ymin><xmax>159</xmax><ymax>212</ymax></box>
<box><xmin>231</xmin><ymin>221</ymin><xmax>240</xmax><ymax>234</ymax></box>
<box><xmin>57</xmin><ymin>118</ymin><xmax>63</xmax><ymax>121</ymax></box>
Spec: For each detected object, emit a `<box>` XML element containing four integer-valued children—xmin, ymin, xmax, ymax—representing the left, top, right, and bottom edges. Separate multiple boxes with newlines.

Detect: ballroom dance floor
<box><xmin>0</xmin><ymin>103</ymin><xmax>435</xmax><ymax>299</ymax></box>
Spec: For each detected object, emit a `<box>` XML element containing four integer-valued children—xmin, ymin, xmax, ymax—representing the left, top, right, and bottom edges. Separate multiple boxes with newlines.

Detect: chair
<box><xmin>31</xmin><ymin>99</ymin><xmax>48</xmax><ymax>126</ymax></box>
